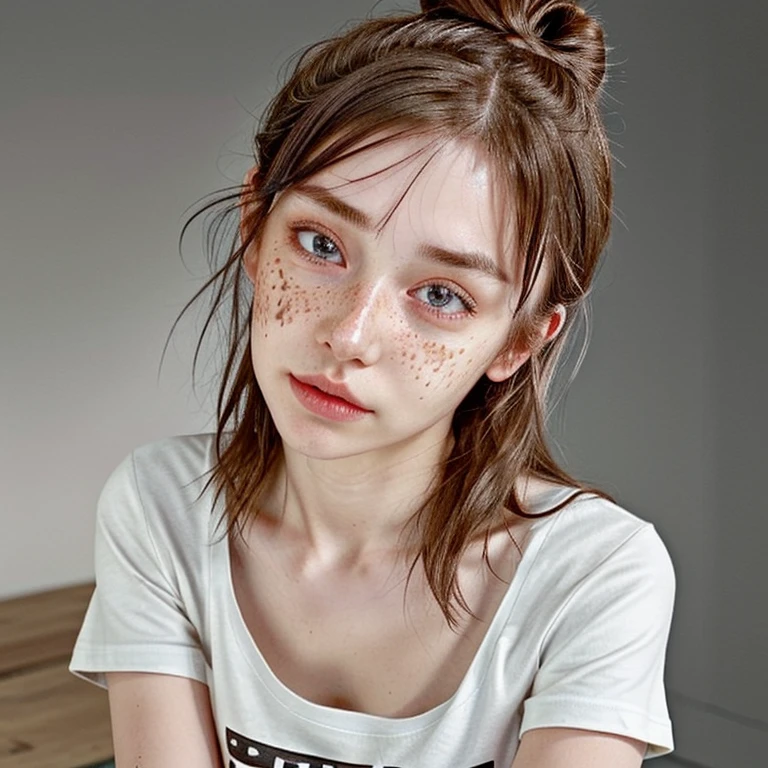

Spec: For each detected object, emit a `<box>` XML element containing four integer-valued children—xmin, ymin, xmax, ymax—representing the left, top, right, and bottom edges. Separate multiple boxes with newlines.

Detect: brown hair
<box><xmin>172</xmin><ymin>0</ymin><xmax>615</xmax><ymax>626</ymax></box>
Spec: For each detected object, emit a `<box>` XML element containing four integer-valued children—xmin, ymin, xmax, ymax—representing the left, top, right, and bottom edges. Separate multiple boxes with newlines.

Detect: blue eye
<box><xmin>296</xmin><ymin>230</ymin><xmax>343</xmax><ymax>264</ymax></box>
<box><xmin>412</xmin><ymin>283</ymin><xmax>474</xmax><ymax>315</ymax></box>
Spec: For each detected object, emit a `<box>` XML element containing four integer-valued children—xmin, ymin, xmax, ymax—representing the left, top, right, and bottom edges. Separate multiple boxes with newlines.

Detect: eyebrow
<box><xmin>293</xmin><ymin>183</ymin><xmax>509</xmax><ymax>283</ymax></box>
<box><xmin>418</xmin><ymin>244</ymin><xmax>510</xmax><ymax>283</ymax></box>
<box><xmin>294</xmin><ymin>183</ymin><xmax>374</xmax><ymax>231</ymax></box>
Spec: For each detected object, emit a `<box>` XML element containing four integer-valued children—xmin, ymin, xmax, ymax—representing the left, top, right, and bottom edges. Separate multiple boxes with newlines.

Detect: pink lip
<box><xmin>289</xmin><ymin>374</ymin><xmax>373</xmax><ymax>421</ymax></box>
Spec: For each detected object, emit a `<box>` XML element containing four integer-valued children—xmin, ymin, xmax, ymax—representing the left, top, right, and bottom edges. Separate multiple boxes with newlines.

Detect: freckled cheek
<box><xmin>250</xmin><ymin>266</ymin><xmax>270</xmax><ymax>330</ymax></box>
<box><xmin>251</xmin><ymin>255</ymin><xmax>329</xmax><ymax>333</ymax></box>
<box><xmin>392</xmin><ymin>331</ymin><xmax>477</xmax><ymax>392</ymax></box>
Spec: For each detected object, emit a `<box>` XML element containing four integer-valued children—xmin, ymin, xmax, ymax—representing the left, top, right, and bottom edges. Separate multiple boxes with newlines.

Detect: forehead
<box><xmin>294</xmin><ymin>133</ymin><xmax>516</xmax><ymax>260</ymax></box>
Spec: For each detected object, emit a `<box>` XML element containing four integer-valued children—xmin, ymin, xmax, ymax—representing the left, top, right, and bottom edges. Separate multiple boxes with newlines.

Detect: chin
<box><xmin>268</xmin><ymin>410</ymin><xmax>368</xmax><ymax>459</ymax></box>
<box><xmin>281</xmin><ymin>435</ymin><xmax>383</xmax><ymax>463</ymax></box>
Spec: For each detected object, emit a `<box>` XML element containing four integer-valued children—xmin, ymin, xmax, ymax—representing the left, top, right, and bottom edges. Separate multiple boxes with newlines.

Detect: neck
<box><xmin>264</xmin><ymin>435</ymin><xmax>452</xmax><ymax>567</ymax></box>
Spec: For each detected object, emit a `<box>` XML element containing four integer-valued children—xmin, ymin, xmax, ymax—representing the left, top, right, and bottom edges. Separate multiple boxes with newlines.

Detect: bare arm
<box><xmin>511</xmin><ymin>727</ymin><xmax>645</xmax><ymax>768</ymax></box>
<box><xmin>107</xmin><ymin>672</ymin><xmax>223</xmax><ymax>768</ymax></box>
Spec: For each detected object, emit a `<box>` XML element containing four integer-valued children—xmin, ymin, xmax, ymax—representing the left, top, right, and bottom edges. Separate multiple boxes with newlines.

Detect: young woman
<box><xmin>70</xmin><ymin>1</ymin><xmax>676</xmax><ymax>766</ymax></box>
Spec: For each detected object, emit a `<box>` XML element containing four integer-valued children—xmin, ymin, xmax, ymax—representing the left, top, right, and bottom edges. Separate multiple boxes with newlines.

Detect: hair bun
<box><xmin>420</xmin><ymin>0</ymin><xmax>606</xmax><ymax>97</ymax></box>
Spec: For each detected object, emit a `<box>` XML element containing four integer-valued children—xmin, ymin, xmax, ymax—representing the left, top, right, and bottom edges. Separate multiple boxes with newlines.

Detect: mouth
<box><xmin>289</xmin><ymin>374</ymin><xmax>373</xmax><ymax>420</ymax></box>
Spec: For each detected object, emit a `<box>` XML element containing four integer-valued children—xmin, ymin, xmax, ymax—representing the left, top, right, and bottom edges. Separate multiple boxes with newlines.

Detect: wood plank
<box><xmin>0</xmin><ymin>662</ymin><xmax>113</xmax><ymax>768</ymax></box>
<box><xmin>0</xmin><ymin>584</ymin><xmax>94</xmax><ymax>676</ymax></box>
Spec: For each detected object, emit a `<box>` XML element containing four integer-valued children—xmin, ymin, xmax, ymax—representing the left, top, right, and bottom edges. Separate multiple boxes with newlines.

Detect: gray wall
<box><xmin>1</xmin><ymin>2</ymin><xmax>765</xmax><ymax>766</ymax></box>
<box><xmin>554</xmin><ymin>5</ymin><xmax>768</xmax><ymax>766</ymax></box>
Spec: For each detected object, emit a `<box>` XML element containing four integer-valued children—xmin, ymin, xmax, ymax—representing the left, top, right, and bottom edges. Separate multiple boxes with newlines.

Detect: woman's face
<box><xmin>243</xmin><ymin>134</ymin><xmax>541</xmax><ymax>462</ymax></box>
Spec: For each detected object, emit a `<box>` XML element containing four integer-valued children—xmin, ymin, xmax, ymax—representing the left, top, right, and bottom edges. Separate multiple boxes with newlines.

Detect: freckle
<box><xmin>278</xmin><ymin>269</ymin><xmax>284</xmax><ymax>279</ymax></box>
<box><xmin>277</xmin><ymin>297</ymin><xmax>283</xmax><ymax>307</ymax></box>
<box><xmin>449</xmin><ymin>352</ymin><xmax>454</xmax><ymax>359</ymax></box>
<box><xmin>459</xmin><ymin>348</ymin><xmax>465</xmax><ymax>354</ymax></box>
<box><xmin>415</xmin><ymin>375</ymin><xmax>420</xmax><ymax>380</ymax></box>
<box><xmin>425</xmin><ymin>382</ymin><xmax>430</xmax><ymax>387</ymax></box>
<box><xmin>271</xmin><ymin>284</ymin><xmax>276</xmax><ymax>290</ymax></box>
<box><xmin>410</xmin><ymin>353</ymin><xmax>416</xmax><ymax>360</ymax></box>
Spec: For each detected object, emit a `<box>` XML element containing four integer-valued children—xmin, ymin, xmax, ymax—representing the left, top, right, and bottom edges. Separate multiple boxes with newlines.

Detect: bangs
<box><xmin>256</xmin><ymin>46</ymin><xmax>497</xmax><ymax>195</ymax></box>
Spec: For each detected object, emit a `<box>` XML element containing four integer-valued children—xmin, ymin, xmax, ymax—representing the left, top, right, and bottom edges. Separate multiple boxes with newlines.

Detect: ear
<box><xmin>485</xmin><ymin>304</ymin><xmax>566</xmax><ymax>383</ymax></box>
<box><xmin>240</xmin><ymin>165</ymin><xmax>261</xmax><ymax>282</ymax></box>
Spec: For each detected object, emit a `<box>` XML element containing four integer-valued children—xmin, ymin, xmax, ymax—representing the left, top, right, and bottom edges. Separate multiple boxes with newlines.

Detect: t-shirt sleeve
<box><xmin>69</xmin><ymin>451</ymin><xmax>208</xmax><ymax>689</ymax></box>
<box><xmin>520</xmin><ymin>523</ymin><xmax>676</xmax><ymax>760</ymax></box>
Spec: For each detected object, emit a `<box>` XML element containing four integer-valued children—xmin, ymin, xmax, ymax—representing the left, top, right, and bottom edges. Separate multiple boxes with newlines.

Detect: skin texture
<box><xmin>241</xmin><ymin>135</ymin><xmax>564</xmax><ymax>555</ymax></box>
<box><xmin>106</xmin><ymin>672</ymin><xmax>223</xmax><ymax>768</ymax></box>
<box><xmin>246</xmin><ymin>136</ymin><xmax>534</xmax><ymax>461</ymax></box>
<box><xmin>511</xmin><ymin>727</ymin><xmax>645</xmax><ymax>767</ymax></box>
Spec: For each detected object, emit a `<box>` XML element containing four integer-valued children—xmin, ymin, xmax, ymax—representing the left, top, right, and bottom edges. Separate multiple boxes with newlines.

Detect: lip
<box><xmin>289</xmin><ymin>373</ymin><xmax>373</xmax><ymax>420</ymax></box>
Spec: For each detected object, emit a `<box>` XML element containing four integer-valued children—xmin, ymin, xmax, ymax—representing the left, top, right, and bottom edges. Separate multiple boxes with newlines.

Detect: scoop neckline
<box><xmin>213</xmin><ymin>481</ymin><xmax>573</xmax><ymax>735</ymax></box>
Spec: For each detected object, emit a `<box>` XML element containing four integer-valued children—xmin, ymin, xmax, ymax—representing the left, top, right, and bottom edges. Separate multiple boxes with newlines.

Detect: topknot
<box><xmin>420</xmin><ymin>0</ymin><xmax>607</xmax><ymax>97</ymax></box>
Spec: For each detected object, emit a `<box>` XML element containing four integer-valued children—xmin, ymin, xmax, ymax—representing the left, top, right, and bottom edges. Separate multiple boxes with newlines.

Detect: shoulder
<box><xmin>102</xmin><ymin>432</ymin><xmax>217</xmax><ymax>508</ymax></box>
<box><xmin>96</xmin><ymin>433</ymin><xmax>220</xmax><ymax>574</ymax></box>
<box><xmin>533</xmin><ymin>491</ymin><xmax>674</xmax><ymax>582</ymax></box>
<box><xmin>129</xmin><ymin>432</ymin><xmax>217</xmax><ymax>490</ymax></box>
<box><xmin>517</xmin><ymin>491</ymin><xmax>676</xmax><ymax>634</ymax></box>
<box><xmin>515</xmin><ymin>494</ymin><xmax>676</xmax><ymax>757</ymax></box>
<box><xmin>74</xmin><ymin>435</ymin><xmax>221</xmax><ymax>686</ymax></box>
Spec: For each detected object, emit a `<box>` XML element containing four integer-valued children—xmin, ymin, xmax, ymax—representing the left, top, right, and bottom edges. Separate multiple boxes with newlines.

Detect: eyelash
<box><xmin>288</xmin><ymin>222</ymin><xmax>345</xmax><ymax>265</ymax></box>
<box><xmin>287</xmin><ymin>222</ymin><xmax>478</xmax><ymax>319</ymax></box>
<box><xmin>412</xmin><ymin>281</ymin><xmax>477</xmax><ymax>318</ymax></box>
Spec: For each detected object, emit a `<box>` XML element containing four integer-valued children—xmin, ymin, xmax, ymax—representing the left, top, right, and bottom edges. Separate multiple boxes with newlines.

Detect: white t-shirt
<box><xmin>70</xmin><ymin>433</ymin><xmax>676</xmax><ymax>766</ymax></box>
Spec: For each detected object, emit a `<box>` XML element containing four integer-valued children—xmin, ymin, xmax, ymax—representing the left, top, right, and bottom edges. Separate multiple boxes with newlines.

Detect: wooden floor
<box><xmin>0</xmin><ymin>583</ymin><xmax>113</xmax><ymax>768</ymax></box>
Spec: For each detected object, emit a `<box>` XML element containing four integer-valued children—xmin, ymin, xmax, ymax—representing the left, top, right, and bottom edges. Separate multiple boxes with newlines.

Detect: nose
<box><xmin>316</xmin><ymin>280</ymin><xmax>388</xmax><ymax>366</ymax></box>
